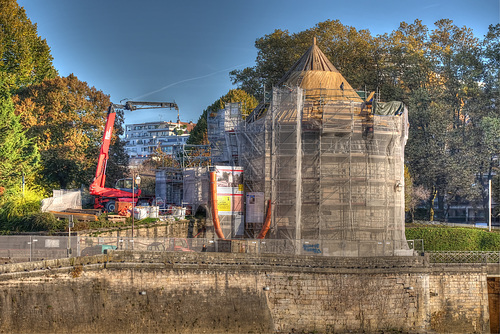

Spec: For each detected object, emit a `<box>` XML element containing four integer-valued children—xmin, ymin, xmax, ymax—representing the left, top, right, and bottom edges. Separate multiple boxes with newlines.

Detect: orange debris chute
<box><xmin>257</xmin><ymin>200</ymin><xmax>272</xmax><ymax>239</ymax></box>
<box><xmin>209</xmin><ymin>171</ymin><xmax>225</xmax><ymax>240</ymax></box>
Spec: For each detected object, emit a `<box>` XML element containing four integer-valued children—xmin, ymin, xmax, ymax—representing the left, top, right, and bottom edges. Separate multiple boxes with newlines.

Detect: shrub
<box><xmin>11</xmin><ymin>212</ymin><xmax>64</xmax><ymax>233</ymax></box>
<box><xmin>73</xmin><ymin>220</ymin><xmax>90</xmax><ymax>231</ymax></box>
<box><xmin>0</xmin><ymin>189</ymin><xmax>44</xmax><ymax>228</ymax></box>
<box><xmin>406</xmin><ymin>226</ymin><xmax>500</xmax><ymax>251</ymax></box>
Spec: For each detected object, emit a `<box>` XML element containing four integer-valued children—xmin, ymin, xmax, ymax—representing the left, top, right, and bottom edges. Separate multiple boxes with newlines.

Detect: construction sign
<box><xmin>215</xmin><ymin>166</ymin><xmax>244</xmax><ymax>236</ymax></box>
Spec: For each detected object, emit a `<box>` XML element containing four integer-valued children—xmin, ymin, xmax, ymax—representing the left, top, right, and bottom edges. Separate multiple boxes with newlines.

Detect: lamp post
<box><xmin>489</xmin><ymin>179</ymin><xmax>492</xmax><ymax>232</ymax></box>
<box><xmin>131</xmin><ymin>173</ymin><xmax>141</xmax><ymax>248</ymax></box>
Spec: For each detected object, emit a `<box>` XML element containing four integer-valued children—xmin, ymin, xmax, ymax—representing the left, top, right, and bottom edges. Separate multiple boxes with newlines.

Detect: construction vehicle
<box><xmin>89</xmin><ymin>101</ymin><xmax>179</xmax><ymax>212</ymax></box>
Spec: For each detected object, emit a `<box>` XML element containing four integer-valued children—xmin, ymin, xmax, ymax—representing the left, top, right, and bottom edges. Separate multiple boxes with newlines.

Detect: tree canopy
<box><xmin>0</xmin><ymin>0</ymin><xmax>57</xmax><ymax>92</ymax></box>
<box><xmin>13</xmin><ymin>74</ymin><xmax>129</xmax><ymax>190</ymax></box>
<box><xmin>0</xmin><ymin>0</ymin><xmax>131</xmax><ymax>195</ymax></box>
<box><xmin>0</xmin><ymin>0</ymin><xmax>498</xmax><ymax>224</ymax></box>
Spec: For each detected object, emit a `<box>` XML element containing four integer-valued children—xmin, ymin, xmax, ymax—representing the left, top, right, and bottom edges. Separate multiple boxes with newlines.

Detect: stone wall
<box><xmin>0</xmin><ymin>252</ymin><xmax>490</xmax><ymax>333</ymax></box>
<box><xmin>428</xmin><ymin>269</ymin><xmax>490</xmax><ymax>333</ymax></box>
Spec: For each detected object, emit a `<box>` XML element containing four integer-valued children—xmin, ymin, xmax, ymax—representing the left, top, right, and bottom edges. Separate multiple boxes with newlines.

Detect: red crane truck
<box><xmin>89</xmin><ymin>101</ymin><xmax>178</xmax><ymax>212</ymax></box>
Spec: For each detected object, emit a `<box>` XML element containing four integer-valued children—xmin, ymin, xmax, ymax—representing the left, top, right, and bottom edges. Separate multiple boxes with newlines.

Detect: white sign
<box><xmin>45</xmin><ymin>239</ymin><xmax>60</xmax><ymax>248</ymax></box>
<box><xmin>246</xmin><ymin>192</ymin><xmax>265</xmax><ymax>223</ymax></box>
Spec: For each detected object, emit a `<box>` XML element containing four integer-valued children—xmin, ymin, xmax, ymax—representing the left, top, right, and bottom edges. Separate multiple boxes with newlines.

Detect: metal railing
<box><xmin>428</xmin><ymin>251</ymin><xmax>500</xmax><ymax>264</ymax></box>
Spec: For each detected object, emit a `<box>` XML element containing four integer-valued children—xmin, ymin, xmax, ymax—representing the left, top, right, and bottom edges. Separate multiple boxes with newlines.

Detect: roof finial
<box><xmin>313</xmin><ymin>36</ymin><xmax>317</xmax><ymax>45</ymax></box>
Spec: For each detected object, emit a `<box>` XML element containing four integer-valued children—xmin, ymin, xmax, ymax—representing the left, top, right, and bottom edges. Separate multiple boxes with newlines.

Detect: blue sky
<box><xmin>18</xmin><ymin>0</ymin><xmax>499</xmax><ymax>125</ymax></box>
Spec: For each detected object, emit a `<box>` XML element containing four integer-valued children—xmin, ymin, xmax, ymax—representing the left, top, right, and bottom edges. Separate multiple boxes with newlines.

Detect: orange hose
<box><xmin>257</xmin><ymin>199</ymin><xmax>272</xmax><ymax>239</ymax></box>
<box><xmin>209</xmin><ymin>171</ymin><xmax>225</xmax><ymax>239</ymax></box>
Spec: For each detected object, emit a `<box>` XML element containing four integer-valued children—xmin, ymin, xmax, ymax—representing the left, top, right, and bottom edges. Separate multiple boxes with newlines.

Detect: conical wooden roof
<box><xmin>277</xmin><ymin>38</ymin><xmax>362</xmax><ymax>102</ymax></box>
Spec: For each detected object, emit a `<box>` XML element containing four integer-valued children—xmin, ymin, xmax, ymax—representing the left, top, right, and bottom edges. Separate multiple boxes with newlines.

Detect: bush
<box><xmin>8</xmin><ymin>212</ymin><xmax>64</xmax><ymax>233</ymax></box>
<box><xmin>0</xmin><ymin>189</ymin><xmax>43</xmax><ymax>228</ymax></box>
<box><xmin>73</xmin><ymin>220</ymin><xmax>90</xmax><ymax>231</ymax></box>
<box><xmin>406</xmin><ymin>226</ymin><xmax>500</xmax><ymax>251</ymax></box>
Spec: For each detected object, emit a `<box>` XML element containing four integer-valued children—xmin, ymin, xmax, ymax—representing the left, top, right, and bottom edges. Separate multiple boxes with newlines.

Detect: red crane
<box><xmin>90</xmin><ymin>101</ymin><xmax>179</xmax><ymax>212</ymax></box>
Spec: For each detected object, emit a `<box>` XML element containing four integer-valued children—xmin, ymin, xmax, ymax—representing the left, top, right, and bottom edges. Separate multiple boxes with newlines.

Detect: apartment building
<box><xmin>124</xmin><ymin>120</ymin><xmax>195</xmax><ymax>160</ymax></box>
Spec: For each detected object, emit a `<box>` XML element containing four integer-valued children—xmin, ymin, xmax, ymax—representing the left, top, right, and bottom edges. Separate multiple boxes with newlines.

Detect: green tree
<box><xmin>0</xmin><ymin>86</ymin><xmax>39</xmax><ymax>192</ymax></box>
<box><xmin>377</xmin><ymin>20</ymin><xmax>435</xmax><ymax>101</ymax></box>
<box><xmin>13</xmin><ymin>74</ymin><xmax>112</xmax><ymax>190</ymax></box>
<box><xmin>230</xmin><ymin>19</ymin><xmax>496</xmax><ymax>221</ymax></box>
<box><xmin>431</xmin><ymin>20</ymin><xmax>491</xmax><ymax>218</ymax></box>
<box><xmin>475</xmin><ymin>24</ymin><xmax>500</xmax><ymax>216</ymax></box>
<box><xmin>0</xmin><ymin>0</ymin><xmax>57</xmax><ymax>92</ymax></box>
<box><xmin>188</xmin><ymin>89</ymin><xmax>258</xmax><ymax>145</ymax></box>
<box><xmin>493</xmin><ymin>175</ymin><xmax>500</xmax><ymax>219</ymax></box>
<box><xmin>311</xmin><ymin>20</ymin><xmax>377</xmax><ymax>93</ymax></box>
<box><xmin>385</xmin><ymin>19</ymin><xmax>486</xmax><ymax>220</ymax></box>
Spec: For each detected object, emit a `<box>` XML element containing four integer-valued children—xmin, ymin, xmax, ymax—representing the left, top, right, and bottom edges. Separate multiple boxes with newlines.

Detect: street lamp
<box><xmin>489</xmin><ymin>179</ymin><xmax>492</xmax><ymax>232</ymax></box>
<box><xmin>132</xmin><ymin>173</ymin><xmax>141</xmax><ymax>248</ymax></box>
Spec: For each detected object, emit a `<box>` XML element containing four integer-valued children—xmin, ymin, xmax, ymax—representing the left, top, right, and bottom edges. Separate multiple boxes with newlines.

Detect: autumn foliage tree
<box><xmin>13</xmin><ymin>74</ymin><xmax>128</xmax><ymax>190</ymax></box>
<box><xmin>0</xmin><ymin>0</ymin><xmax>132</xmax><ymax>225</ymax></box>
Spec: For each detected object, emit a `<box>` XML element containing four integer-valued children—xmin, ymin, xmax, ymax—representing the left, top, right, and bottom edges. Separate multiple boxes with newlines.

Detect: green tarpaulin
<box><xmin>373</xmin><ymin>101</ymin><xmax>405</xmax><ymax>116</ymax></box>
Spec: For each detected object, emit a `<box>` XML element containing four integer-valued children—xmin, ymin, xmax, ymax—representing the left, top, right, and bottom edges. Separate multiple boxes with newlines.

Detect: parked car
<box><xmin>81</xmin><ymin>244</ymin><xmax>117</xmax><ymax>256</ymax></box>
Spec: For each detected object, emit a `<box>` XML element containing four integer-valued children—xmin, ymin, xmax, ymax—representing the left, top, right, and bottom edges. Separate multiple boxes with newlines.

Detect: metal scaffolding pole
<box><xmin>295</xmin><ymin>88</ymin><xmax>303</xmax><ymax>253</ymax></box>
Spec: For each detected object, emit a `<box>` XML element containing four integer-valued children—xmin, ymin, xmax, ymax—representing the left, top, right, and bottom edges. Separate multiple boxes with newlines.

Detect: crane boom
<box><xmin>93</xmin><ymin>104</ymin><xmax>116</xmax><ymax>190</ymax></box>
<box><xmin>122</xmin><ymin>101</ymin><xmax>178</xmax><ymax>111</ymax></box>
<box><xmin>90</xmin><ymin>101</ymin><xmax>178</xmax><ymax>211</ymax></box>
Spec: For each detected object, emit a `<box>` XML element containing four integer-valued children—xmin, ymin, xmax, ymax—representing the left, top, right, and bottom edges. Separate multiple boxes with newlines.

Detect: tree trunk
<box><xmin>437</xmin><ymin>193</ymin><xmax>445</xmax><ymax>222</ymax></box>
<box><xmin>428</xmin><ymin>187</ymin><xmax>437</xmax><ymax>222</ymax></box>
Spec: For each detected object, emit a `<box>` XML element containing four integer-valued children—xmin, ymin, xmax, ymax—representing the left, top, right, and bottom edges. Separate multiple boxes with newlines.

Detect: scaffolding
<box><xmin>207</xmin><ymin>102</ymin><xmax>241</xmax><ymax>166</ymax></box>
<box><xmin>183</xmin><ymin>167</ymin><xmax>209</xmax><ymax>214</ymax></box>
<box><xmin>155</xmin><ymin>141</ymin><xmax>211</xmax><ymax>214</ymax></box>
<box><xmin>235</xmin><ymin>86</ymin><xmax>410</xmax><ymax>256</ymax></box>
<box><xmin>173</xmin><ymin>144</ymin><xmax>211</xmax><ymax>168</ymax></box>
<box><xmin>155</xmin><ymin>168</ymin><xmax>183</xmax><ymax>209</ymax></box>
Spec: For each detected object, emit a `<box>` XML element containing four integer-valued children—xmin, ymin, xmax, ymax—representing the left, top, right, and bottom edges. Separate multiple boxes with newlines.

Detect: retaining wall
<box><xmin>0</xmin><ymin>252</ymin><xmax>490</xmax><ymax>333</ymax></box>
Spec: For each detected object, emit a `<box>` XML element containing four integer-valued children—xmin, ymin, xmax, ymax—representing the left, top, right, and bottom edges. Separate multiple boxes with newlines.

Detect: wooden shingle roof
<box><xmin>277</xmin><ymin>37</ymin><xmax>362</xmax><ymax>102</ymax></box>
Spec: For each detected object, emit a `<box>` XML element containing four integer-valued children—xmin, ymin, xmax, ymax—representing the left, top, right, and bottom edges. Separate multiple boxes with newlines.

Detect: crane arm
<box><xmin>121</xmin><ymin>101</ymin><xmax>178</xmax><ymax>111</ymax></box>
<box><xmin>90</xmin><ymin>105</ymin><xmax>116</xmax><ymax>193</ymax></box>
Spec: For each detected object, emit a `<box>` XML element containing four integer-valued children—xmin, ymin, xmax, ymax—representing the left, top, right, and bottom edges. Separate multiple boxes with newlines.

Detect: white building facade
<box><xmin>124</xmin><ymin>121</ymin><xmax>195</xmax><ymax>159</ymax></box>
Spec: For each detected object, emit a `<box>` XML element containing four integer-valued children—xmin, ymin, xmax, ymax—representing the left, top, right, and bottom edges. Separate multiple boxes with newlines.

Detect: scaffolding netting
<box><xmin>234</xmin><ymin>86</ymin><xmax>410</xmax><ymax>256</ymax></box>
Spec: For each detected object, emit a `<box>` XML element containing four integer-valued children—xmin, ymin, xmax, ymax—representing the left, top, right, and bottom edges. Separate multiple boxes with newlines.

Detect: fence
<box><xmin>0</xmin><ymin>235</ymin><xmax>76</xmax><ymax>263</ymax></box>
<box><xmin>4</xmin><ymin>235</ymin><xmax>500</xmax><ymax>265</ymax></box>
<box><xmin>0</xmin><ymin>235</ymin><xmax>423</xmax><ymax>262</ymax></box>
<box><xmin>428</xmin><ymin>251</ymin><xmax>500</xmax><ymax>264</ymax></box>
